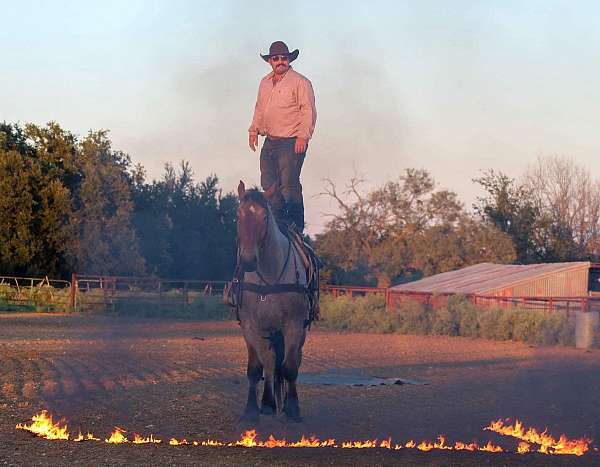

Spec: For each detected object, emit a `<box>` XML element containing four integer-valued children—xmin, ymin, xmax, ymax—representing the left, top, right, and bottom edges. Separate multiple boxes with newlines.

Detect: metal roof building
<box><xmin>390</xmin><ymin>262</ymin><xmax>598</xmax><ymax>297</ymax></box>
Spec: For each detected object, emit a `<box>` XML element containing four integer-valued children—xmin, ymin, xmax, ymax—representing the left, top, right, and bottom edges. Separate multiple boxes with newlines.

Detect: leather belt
<box><xmin>266</xmin><ymin>135</ymin><xmax>294</xmax><ymax>141</ymax></box>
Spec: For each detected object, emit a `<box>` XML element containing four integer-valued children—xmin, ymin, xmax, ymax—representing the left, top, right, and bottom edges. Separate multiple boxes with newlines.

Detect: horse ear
<box><xmin>238</xmin><ymin>180</ymin><xmax>246</xmax><ymax>199</ymax></box>
<box><xmin>264</xmin><ymin>183</ymin><xmax>278</xmax><ymax>201</ymax></box>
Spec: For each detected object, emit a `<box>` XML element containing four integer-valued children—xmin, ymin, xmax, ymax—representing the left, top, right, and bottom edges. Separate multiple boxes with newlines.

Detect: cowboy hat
<box><xmin>260</xmin><ymin>41</ymin><xmax>299</xmax><ymax>62</ymax></box>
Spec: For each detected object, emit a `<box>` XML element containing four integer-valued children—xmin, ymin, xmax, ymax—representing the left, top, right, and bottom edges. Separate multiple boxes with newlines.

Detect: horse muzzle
<box><xmin>240</xmin><ymin>256</ymin><xmax>257</xmax><ymax>272</ymax></box>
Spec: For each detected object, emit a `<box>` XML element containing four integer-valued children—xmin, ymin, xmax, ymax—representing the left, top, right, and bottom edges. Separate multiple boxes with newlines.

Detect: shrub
<box><xmin>396</xmin><ymin>300</ymin><xmax>433</xmax><ymax>335</ymax></box>
<box><xmin>108</xmin><ymin>295</ymin><xmax>231</xmax><ymax>320</ymax></box>
<box><xmin>319</xmin><ymin>294</ymin><xmax>397</xmax><ymax>333</ymax></box>
<box><xmin>431</xmin><ymin>306</ymin><xmax>458</xmax><ymax>336</ymax></box>
<box><xmin>318</xmin><ymin>293</ymin><xmax>579</xmax><ymax>347</ymax></box>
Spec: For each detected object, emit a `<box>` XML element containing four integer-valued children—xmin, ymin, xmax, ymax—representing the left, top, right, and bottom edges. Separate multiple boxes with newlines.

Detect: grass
<box><xmin>318</xmin><ymin>294</ymin><xmax>582</xmax><ymax>347</ymax></box>
<box><xmin>102</xmin><ymin>295</ymin><xmax>233</xmax><ymax>320</ymax></box>
<box><xmin>0</xmin><ymin>283</ymin><xmax>70</xmax><ymax>312</ymax></box>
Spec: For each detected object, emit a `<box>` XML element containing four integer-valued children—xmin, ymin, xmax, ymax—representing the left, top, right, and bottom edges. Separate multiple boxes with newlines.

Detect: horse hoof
<box><xmin>260</xmin><ymin>405</ymin><xmax>275</xmax><ymax>416</ymax></box>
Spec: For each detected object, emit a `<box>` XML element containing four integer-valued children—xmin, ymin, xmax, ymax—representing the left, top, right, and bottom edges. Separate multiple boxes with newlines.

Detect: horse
<box><xmin>235</xmin><ymin>180</ymin><xmax>309</xmax><ymax>423</ymax></box>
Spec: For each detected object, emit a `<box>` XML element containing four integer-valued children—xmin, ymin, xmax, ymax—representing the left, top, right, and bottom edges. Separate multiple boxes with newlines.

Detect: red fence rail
<box><xmin>319</xmin><ymin>284</ymin><xmax>387</xmax><ymax>298</ymax></box>
<box><xmin>3</xmin><ymin>274</ymin><xmax>599</xmax><ymax>314</ymax></box>
<box><xmin>319</xmin><ymin>285</ymin><xmax>600</xmax><ymax>313</ymax></box>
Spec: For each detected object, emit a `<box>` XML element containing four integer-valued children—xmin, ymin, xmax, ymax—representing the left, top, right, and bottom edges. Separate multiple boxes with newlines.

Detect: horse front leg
<box><xmin>282</xmin><ymin>329</ymin><xmax>305</xmax><ymax>422</ymax></box>
<box><xmin>241</xmin><ymin>344</ymin><xmax>262</xmax><ymax>423</ymax></box>
<box><xmin>257</xmin><ymin>339</ymin><xmax>277</xmax><ymax>416</ymax></box>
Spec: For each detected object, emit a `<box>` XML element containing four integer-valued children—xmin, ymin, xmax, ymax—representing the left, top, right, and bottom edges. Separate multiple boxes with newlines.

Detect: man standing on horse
<box><xmin>248</xmin><ymin>41</ymin><xmax>317</xmax><ymax>233</ymax></box>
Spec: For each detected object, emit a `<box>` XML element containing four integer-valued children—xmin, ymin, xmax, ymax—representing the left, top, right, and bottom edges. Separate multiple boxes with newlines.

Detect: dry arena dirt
<box><xmin>1</xmin><ymin>313</ymin><xmax>599</xmax><ymax>466</ymax></box>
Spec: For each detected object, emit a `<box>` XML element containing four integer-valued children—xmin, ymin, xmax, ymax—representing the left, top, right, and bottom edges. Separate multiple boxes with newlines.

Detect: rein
<box><xmin>255</xmin><ymin>236</ymin><xmax>292</xmax><ymax>286</ymax></box>
<box><xmin>235</xmin><ymin>201</ymin><xmax>306</xmax><ymax>302</ymax></box>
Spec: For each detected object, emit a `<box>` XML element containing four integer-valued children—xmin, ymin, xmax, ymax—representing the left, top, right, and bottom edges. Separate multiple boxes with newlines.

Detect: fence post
<box><xmin>69</xmin><ymin>273</ymin><xmax>77</xmax><ymax>312</ymax></box>
<box><xmin>575</xmin><ymin>305</ymin><xmax>599</xmax><ymax>350</ymax></box>
<box><xmin>183</xmin><ymin>282</ymin><xmax>189</xmax><ymax>307</ymax></box>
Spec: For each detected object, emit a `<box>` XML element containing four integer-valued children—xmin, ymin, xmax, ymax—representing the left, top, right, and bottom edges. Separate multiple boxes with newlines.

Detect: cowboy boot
<box><xmin>287</xmin><ymin>201</ymin><xmax>305</xmax><ymax>233</ymax></box>
<box><xmin>273</xmin><ymin>200</ymin><xmax>291</xmax><ymax>230</ymax></box>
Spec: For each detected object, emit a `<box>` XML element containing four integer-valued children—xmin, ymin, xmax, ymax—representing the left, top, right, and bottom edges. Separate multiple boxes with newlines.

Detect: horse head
<box><xmin>237</xmin><ymin>180</ymin><xmax>278</xmax><ymax>272</ymax></box>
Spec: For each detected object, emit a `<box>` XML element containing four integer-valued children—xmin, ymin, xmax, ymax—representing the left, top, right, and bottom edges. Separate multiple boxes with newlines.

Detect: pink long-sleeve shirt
<box><xmin>249</xmin><ymin>67</ymin><xmax>317</xmax><ymax>140</ymax></box>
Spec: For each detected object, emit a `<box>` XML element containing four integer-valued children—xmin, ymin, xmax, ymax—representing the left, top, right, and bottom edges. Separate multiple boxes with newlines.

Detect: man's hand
<box><xmin>249</xmin><ymin>133</ymin><xmax>258</xmax><ymax>152</ymax></box>
<box><xmin>294</xmin><ymin>137</ymin><xmax>308</xmax><ymax>154</ymax></box>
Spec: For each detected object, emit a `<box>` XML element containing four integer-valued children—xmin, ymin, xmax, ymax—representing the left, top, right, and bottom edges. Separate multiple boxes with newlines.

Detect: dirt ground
<box><xmin>1</xmin><ymin>313</ymin><xmax>599</xmax><ymax>466</ymax></box>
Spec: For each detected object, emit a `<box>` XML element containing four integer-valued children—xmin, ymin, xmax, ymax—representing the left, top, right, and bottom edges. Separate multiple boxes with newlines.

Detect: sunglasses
<box><xmin>270</xmin><ymin>55</ymin><xmax>289</xmax><ymax>62</ymax></box>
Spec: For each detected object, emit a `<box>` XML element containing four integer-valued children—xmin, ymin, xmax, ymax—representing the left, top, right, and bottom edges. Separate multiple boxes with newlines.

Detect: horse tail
<box><xmin>269</xmin><ymin>330</ymin><xmax>286</xmax><ymax>413</ymax></box>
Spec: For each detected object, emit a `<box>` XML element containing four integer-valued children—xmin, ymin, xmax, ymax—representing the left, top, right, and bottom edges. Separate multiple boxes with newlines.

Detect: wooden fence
<box><xmin>321</xmin><ymin>285</ymin><xmax>600</xmax><ymax>314</ymax></box>
<box><xmin>2</xmin><ymin>275</ymin><xmax>600</xmax><ymax>314</ymax></box>
<box><xmin>0</xmin><ymin>274</ymin><xmax>227</xmax><ymax>312</ymax></box>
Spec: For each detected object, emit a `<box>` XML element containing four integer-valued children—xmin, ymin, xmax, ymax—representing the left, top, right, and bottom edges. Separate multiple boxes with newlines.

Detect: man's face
<box><xmin>269</xmin><ymin>55</ymin><xmax>290</xmax><ymax>75</ymax></box>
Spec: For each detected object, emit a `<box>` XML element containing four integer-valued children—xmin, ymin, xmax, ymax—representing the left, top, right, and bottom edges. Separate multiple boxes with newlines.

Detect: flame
<box><xmin>517</xmin><ymin>442</ymin><xmax>531</xmax><ymax>454</ymax></box>
<box><xmin>105</xmin><ymin>427</ymin><xmax>128</xmax><ymax>444</ymax></box>
<box><xmin>236</xmin><ymin>430</ymin><xmax>258</xmax><ymax>447</ymax></box>
<box><xmin>434</xmin><ymin>435</ymin><xmax>452</xmax><ymax>450</ymax></box>
<box><xmin>342</xmin><ymin>440</ymin><xmax>377</xmax><ymax>449</ymax></box>
<box><xmin>485</xmin><ymin>419</ymin><xmax>591</xmax><ymax>456</ymax></box>
<box><xmin>15</xmin><ymin>410</ymin><xmax>69</xmax><ymax>440</ymax></box>
<box><xmin>417</xmin><ymin>440</ymin><xmax>434</xmax><ymax>451</ymax></box>
<box><xmin>289</xmin><ymin>435</ymin><xmax>335</xmax><ymax>448</ymax></box>
<box><xmin>132</xmin><ymin>434</ymin><xmax>161</xmax><ymax>444</ymax></box>
<box><xmin>454</xmin><ymin>441</ymin><xmax>478</xmax><ymax>451</ymax></box>
<box><xmin>15</xmin><ymin>411</ymin><xmax>595</xmax><ymax>457</ymax></box>
<box><xmin>380</xmin><ymin>438</ymin><xmax>392</xmax><ymax>449</ymax></box>
<box><xmin>169</xmin><ymin>438</ymin><xmax>190</xmax><ymax>445</ymax></box>
<box><xmin>479</xmin><ymin>441</ymin><xmax>503</xmax><ymax>452</ymax></box>
<box><xmin>73</xmin><ymin>431</ymin><xmax>100</xmax><ymax>442</ymax></box>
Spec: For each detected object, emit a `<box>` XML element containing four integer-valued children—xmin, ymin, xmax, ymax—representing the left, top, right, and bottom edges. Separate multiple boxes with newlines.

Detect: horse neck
<box><xmin>256</xmin><ymin>211</ymin><xmax>289</xmax><ymax>282</ymax></box>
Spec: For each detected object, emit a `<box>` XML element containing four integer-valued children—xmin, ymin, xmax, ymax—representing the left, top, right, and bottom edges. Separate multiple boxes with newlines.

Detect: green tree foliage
<box><xmin>131</xmin><ymin>161</ymin><xmax>237</xmax><ymax>279</ymax></box>
<box><xmin>0</xmin><ymin>121</ymin><xmax>237</xmax><ymax>280</ymax></box>
<box><xmin>0</xmin><ymin>122</ymin><xmax>144</xmax><ymax>277</ymax></box>
<box><xmin>316</xmin><ymin>169</ymin><xmax>516</xmax><ymax>287</ymax></box>
<box><xmin>0</xmin><ymin>123</ymin><xmax>74</xmax><ymax>276</ymax></box>
<box><xmin>473</xmin><ymin>170</ymin><xmax>543</xmax><ymax>263</ymax></box>
<box><xmin>71</xmin><ymin>130</ymin><xmax>145</xmax><ymax>275</ymax></box>
<box><xmin>475</xmin><ymin>158</ymin><xmax>600</xmax><ymax>263</ymax></box>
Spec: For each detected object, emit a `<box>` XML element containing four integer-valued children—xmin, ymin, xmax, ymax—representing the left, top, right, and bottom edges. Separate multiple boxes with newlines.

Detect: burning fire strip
<box><xmin>485</xmin><ymin>419</ymin><xmax>592</xmax><ymax>456</ymax></box>
<box><xmin>16</xmin><ymin>411</ymin><xmax>594</xmax><ymax>457</ymax></box>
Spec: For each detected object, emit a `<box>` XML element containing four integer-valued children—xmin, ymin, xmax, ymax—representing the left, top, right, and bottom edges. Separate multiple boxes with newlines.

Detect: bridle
<box><xmin>238</xmin><ymin>198</ymin><xmax>295</xmax><ymax>286</ymax></box>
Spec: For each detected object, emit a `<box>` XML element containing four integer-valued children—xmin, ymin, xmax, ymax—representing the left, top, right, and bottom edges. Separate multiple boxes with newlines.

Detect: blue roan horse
<box><xmin>236</xmin><ymin>181</ymin><xmax>309</xmax><ymax>423</ymax></box>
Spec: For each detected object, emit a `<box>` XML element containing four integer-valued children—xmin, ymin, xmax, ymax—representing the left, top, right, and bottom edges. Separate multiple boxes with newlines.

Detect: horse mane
<box><xmin>241</xmin><ymin>188</ymin><xmax>270</xmax><ymax>210</ymax></box>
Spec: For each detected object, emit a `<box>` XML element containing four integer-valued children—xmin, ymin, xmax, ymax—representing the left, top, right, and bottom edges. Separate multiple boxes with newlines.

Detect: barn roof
<box><xmin>390</xmin><ymin>262</ymin><xmax>590</xmax><ymax>294</ymax></box>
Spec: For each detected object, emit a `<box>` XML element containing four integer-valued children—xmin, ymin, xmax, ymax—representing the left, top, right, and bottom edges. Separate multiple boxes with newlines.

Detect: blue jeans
<box><xmin>260</xmin><ymin>137</ymin><xmax>306</xmax><ymax>227</ymax></box>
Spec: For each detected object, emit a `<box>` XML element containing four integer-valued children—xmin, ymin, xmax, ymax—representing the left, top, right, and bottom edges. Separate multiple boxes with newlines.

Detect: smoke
<box><xmin>165</xmin><ymin>6</ymin><xmax>413</xmax><ymax>234</ymax></box>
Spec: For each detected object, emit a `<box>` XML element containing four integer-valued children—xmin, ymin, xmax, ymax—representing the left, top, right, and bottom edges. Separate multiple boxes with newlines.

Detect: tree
<box><xmin>70</xmin><ymin>130</ymin><xmax>145</xmax><ymax>275</ymax></box>
<box><xmin>473</xmin><ymin>170</ymin><xmax>543</xmax><ymax>263</ymax></box>
<box><xmin>131</xmin><ymin>161</ymin><xmax>237</xmax><ymax>279</ymax></box>
<box><xmin>476</xmin><ymin>158</ymin><xmax>600</xmax><ymax>262</ymax></box>
<box><xmin>0</xmin><ymin>123</ymin><xmax>74</xmax><ymax>276</ymax></box>
<box><xmin>0</xmin><ymin>122</ymin><xmax>147</xmax><ymax>277</ymax></box>
<box><xmin>524</xmin><ymin>156</ymin><xmax>600</xmax><ymax>261</ymax></box>
<box><xmin>316</xmin><ymin>169</ymin><xmax>515</xmax><ymax>287</ymax></box>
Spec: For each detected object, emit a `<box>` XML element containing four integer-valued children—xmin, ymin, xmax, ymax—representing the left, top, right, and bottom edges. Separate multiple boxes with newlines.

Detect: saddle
<box><xmin>223</xmin><ymin>224</ymin><xmax>322</xmax><ymax>327</ymax></box>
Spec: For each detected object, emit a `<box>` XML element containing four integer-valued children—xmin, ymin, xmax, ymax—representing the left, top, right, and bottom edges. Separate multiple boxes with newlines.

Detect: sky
<box><xmin>2</xmin><ymin>0</ymin><xmax>600</xmax><ymax>234</ymax></box>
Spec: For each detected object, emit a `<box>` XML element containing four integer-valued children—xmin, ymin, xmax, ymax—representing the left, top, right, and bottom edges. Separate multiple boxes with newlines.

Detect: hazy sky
<box><xmin>3</xmin><ymin>0</ymin><xmax>600</xmax><ymax>234</ymax></box>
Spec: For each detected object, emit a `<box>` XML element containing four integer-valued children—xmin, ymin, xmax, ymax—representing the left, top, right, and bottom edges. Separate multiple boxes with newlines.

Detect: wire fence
<box><xmin>0</xmin><ymin>276</ymin><xmax>72</xmax><ymax>312</ymax></box>
<box><xmin>0</xmin><ymin>274</ymin><xmax>227</xmax><ymax>313</ymax></box>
